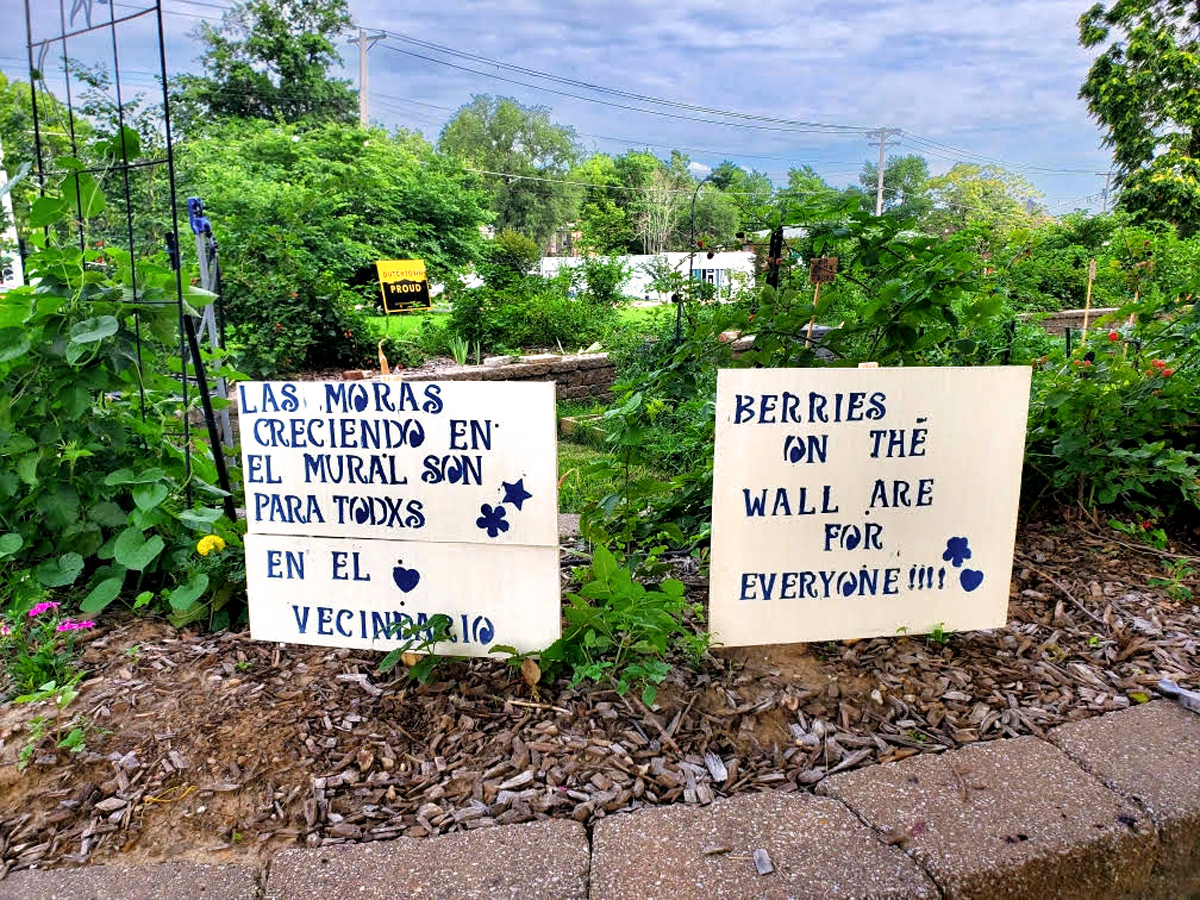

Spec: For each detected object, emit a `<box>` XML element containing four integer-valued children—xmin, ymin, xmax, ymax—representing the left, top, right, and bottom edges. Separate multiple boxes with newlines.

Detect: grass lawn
<box><xmin>367</xmin><ymin>310</ymin><xmax>448</xmax><ymax>338</ymax></box>
<box><xmin>557</xmin><ymin>438</ymin><xmax>663</xmax><ymax>514</ymax></box>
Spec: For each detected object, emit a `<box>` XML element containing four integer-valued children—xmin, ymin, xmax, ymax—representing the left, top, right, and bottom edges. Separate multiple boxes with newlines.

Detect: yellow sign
<box><xmin>375</xmin><ymin>259</ymin><xmax>431</xmax><ymax>314</ymax></box>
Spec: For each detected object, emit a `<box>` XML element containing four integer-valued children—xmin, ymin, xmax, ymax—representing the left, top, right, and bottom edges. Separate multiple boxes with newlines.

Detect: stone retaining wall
<box><xmin>399</xmin><ymin>353</ymin><xmax>616</xmax><ymax>402</ymax></box>
<box><xmin>1022</xmin><ymin>307</ymin><xmax>1121</xmax><ymax>335</ymax></box>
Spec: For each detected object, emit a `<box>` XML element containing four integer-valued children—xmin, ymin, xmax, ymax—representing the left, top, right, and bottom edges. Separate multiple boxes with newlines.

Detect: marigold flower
<box><xmin>197</xmin><ymin>535</ymin><xmax>226</xmax><ymax>557</ymax></box>
<box><xmin>28</xmin><ymin>601</ymin><xmax>61</xmax><ymax>618</ymax></box>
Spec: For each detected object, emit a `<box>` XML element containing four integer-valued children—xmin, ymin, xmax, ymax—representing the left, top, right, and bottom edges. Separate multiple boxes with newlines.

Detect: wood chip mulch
<box><xmin>1</xmin><ymin>515</ymin><xmax>1197</xmax><ymax>874</ymax></box>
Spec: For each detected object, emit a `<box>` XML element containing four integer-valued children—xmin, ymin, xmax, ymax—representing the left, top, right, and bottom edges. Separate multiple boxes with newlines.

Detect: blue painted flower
<box><xmin>942</xmin><ymin>536</ymin><xmax>972</xmax><ymax>568</ymax></box>
<box><xmin>476</xmin><ymin>503</ymin><xmax>510</xmax><ymax>538</ymax></box>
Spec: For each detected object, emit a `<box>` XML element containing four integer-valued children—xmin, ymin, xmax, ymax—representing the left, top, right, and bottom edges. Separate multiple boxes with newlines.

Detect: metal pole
<box><xmin>681</xmin><ymin>173</ymin><xmax>713</xmax><ymax>345</ymax></box>
<box><xmin>184</xmin><ymin>315</ymin><xmax>237</xmax><ymax>522</ymax></box>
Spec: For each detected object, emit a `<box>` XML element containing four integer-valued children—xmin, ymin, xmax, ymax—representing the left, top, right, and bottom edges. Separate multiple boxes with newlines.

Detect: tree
<box><xmin>438</xmin><ymin>95</ymin><xmax>580</xmax><ymax>247</ymax></box>
<box><xmin>177</xmin><ymin>119</ymin><xmax>491</xmax><ymax>374</ymax></box>
<box><xmin>859</xmin><ymin>154</ymin><xmax>932</xmax><ymax>221</ymax></box>
<box><xmin>172</xmin><ymin>0</ymin><xmax>357</xmax><ymax>129</ymax></box>
<box><xmin>637</xmin><ymin>166</ymin><xmax>683</xmax><ymax>254</ymax></box>
<box><xmin>926</xmin><ymin>163</ymin><xmax>1043</xmax><ymax>235</ymax></box>
<box><xmin>1079</xmin><ymin>1</ymin><xmax>1200</xmax><ymax>234</ymax></box>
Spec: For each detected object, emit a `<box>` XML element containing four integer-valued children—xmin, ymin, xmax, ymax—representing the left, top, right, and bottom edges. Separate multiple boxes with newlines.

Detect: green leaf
<box><xmin>104</xmin><ymin>468</ymin><xmax>165</xmax><ymax>486</ymax></box>
<box><xmin>62</xmin><ymin>172</ymin><xmax>106</xmax><ymax>219</ymax></box>
<box><xmin>0</xmin><ymin>532</ymin><xmax>23</xmax><ymax>558</ymax></box>
<box><xmin>69</xmin><ymin>316</ymin><xmax>119</xmax><ymax>344</ymax></box>
<box><xmin>167</xmin><ymin>573</ymin><xmax>209</xmax><ymax>611</ymax></box>
<box><xmin>95</xmin><ymin>127</ymin><xmax>141</xmax><ymax>161</ymax></box>
<box><xmin>113</xmin><ymin>527</ymin><xmax>164</xmax><ymax>571</ymax></box>
<box><xmin>133</xmin><ymin>590</ymin><xmax>154</xmax><ymax>609</ymax></box>
<box><xmin>89</xmin><ymin>502</ymin><xmax>128</xmax><ymax>527</ymax></box>
<box><xmin>132</xmin><ymin>483</ymin><xmax>168</xmax><ymax>511</ymax></box>
<box><xmin>80</xmin><ymin>576</ymin><xmax>123</xmax><ymax>613</ymax></box>
<box><xmin>592</xmin><ymin>544</ymin><xmax>618</xmax><ymax>581</ymax></box>
<box><xmin>61</xmin><ymin>386</ymin><xmax>90</xmax><ymax>419</ymax></box>
<box><xmin>0</xmin><ymin>327</ymin><xmax>31</xmax><ymax>363</ymax></box>
<box><xmin>35</xmin><ymin>552</ymin><xmax>84</xmax><ymax>587</ymax></box>
<box><xmin>178</xmin><ymin>507</ymin><xmax>222</xmax><ymax>530</ymax></box>
<box><xmin>28</xmin><ymin>195</ymin><xmax>67</xmax><ymax>227</ymax></box>
<box><xmin>16</xmin><ymin>453</ymin><xmax>39</xmax><ymax>486</ymax></box>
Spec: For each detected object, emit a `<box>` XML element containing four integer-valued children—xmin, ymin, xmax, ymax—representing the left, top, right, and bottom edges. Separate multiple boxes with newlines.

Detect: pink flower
<box><xmin>55</xmin><ymin>620</ymin><xmax>96</xmax><ymax>632</ymax></box>
<box><xmin>28</xmin><ymin>601</ymin><xmax>61</xmax><ymax>618</ymax></box>
<box><xmin>0</xmin><ymin>623</ymin><xmax>10</xmax><ymax>636</ymax></box>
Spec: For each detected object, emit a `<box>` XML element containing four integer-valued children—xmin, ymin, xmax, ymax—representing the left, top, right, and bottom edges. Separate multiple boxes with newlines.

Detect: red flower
<box><xmin>1073</xmin><ymin>359</ymin><xmax>1082</xmax><ymax>366</ymax></box>
<box><xmin>1146</xmin><ymin>368</ymin><xmax>1155</xmax><ymax>376</ymax></box>
<box><xmin>1108</xmin><ymin>331</ymin><xmax>1119</xmax><ymax>341</ymax></box>
<box><xmin>1082</xmin><ymin>359</ymin><xmax>1092</xmax><ymax>367</ymax></box>
<box><xmin>291</xmin><ymin>291</ymin><xmax>299</xmax><ymax>299</ymax></box>
<box><xmin>274</xmin><ymin>322</ymin><xmax>283</xmax><ymax>332</ymax></box>
<box><xmin>1141</xmin><ymin>521</ymin><xmax>1152</xmax><ymax>530</ymax></box>
<box><xmin>1162</xmin><ymin>368</ymin><xmax>1173</xmax><ymax>377</ymax></box>
<box><xmin>1152</xmin><ymin>358</ymin><xmax>1165</xmax><ymax>368</ymax></box>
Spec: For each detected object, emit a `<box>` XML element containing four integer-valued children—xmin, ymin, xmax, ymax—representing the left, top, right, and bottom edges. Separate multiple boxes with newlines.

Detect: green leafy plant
<box><xmin>1148</xmin><ymin>559</ymin><xmax>1196</xmax><ymax>604</ymax></box>
<box><xmin>448</xmin><ymin>335</ymin><xmax>470</xmax><ymax>366</ymax></box>
<box><xmin>0</xmin><ymin>149</ymin><xmax>244</xmax><ymax>632</ymax></box>
<box><xmin>535</xmin><ymin>545</ymin><xmax>707</xmax><ymax>706</ymax></box>
<box><xmin>928</xmin><ymin>623</ymin><xmax>951</xmax><ymax>646</ymax></box>
<box><xmin>377</xmin><ymin>613</ymin><xmax>459</xmax><ymax>684</ymax></box>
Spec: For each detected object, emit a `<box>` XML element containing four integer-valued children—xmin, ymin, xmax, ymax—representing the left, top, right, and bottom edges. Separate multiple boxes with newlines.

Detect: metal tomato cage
<box><xmin>22</xmin><ymin>0</ymin><xmax>234</xmax><ymax>515</ymax></box>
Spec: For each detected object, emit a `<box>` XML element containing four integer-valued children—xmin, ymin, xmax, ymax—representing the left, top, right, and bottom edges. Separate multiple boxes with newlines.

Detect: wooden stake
<box><xmin>1081</xmin><ymin>258</ymin><xmax>1096</xmax><ymax>339</ymax></box>
<box><xmin>806</xmin><ymin>281</ymin><xmax>823</xmax><ymax>342</ymax></box>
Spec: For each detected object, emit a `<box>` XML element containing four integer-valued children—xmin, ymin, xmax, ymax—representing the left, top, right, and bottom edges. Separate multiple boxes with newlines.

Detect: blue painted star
<box><xmin>501</xmin><ymin>478</ymin><xmax>532</xmax><ymax>511</ymax></box>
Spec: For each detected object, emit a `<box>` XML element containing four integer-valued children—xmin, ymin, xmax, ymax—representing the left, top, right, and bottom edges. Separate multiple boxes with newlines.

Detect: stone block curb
<box><xmin>589</xmin><ymin>791</ymin><xmax>937</xmax><ymax>899</ymax></box>
<box><xmin>264</xmin><ymin>818</ymin><xmax>589</xmax><ymax>899</ymax></box>
<box><xmin>0</xmin><ymin>861</ymin><xmax>258</xmax><ymax>900</ymax></box>
<box><xmin>1051</xmin><ymin>700</ymin><xmax>1200</xmax><ymax>898</ymax></box>
<box><xmin>817</xmin><ymin>735</ymin><xmax>1155</xmax><ymax>899</ymax></box>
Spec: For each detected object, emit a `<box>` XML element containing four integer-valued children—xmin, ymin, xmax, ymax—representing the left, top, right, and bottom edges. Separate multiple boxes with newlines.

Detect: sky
<box><xmin>1</xmin><ymin>0</ymin><xmax>1114</xmax><ymax>212</ymax></box>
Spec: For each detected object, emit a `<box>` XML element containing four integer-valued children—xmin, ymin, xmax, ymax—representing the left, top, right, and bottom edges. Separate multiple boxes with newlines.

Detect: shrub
<box><xmin>1025</xmin><ymin>294</ymin><xmax>1200</xmax><ymax>514</ymax></box>
<box><xmin>478</xmin><ymin>229</ymin><xmax>540</xmax><ymax>290</ymax></box>
<box><xmin>580</xmin><ymin>255</ymin><xmax>631</xmax><ymax>307</ymax></box>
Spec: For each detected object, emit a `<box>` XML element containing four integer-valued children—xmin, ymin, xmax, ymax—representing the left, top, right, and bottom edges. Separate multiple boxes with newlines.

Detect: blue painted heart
<box><xmin>960</xmin><ymin>569</ymin><xmax>984</xmax><ymax>592</ymax></box>
<box><xmin>788</xmin><ymin>444</ymin><xmax>802</xmax><ymax>464</ymax></box>
<box><xmin>353</xmin><ymin>503</ymin><xmax>370</xmax><ymax>525</ymax></box>
<box><xmin>392</xmin><ymin>562</ymin><xmax>420</xmax><ymax>593</ymax></box>
<box><xmin>353</xmin><ymin>393</ymin><xmax>368</xmax><ymax>412</ymax></box>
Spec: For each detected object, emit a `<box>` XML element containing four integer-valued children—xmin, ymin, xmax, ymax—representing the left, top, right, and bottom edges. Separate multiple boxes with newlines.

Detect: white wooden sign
<box><xmin>710</xmin><ymin>366</ymin><xmax>1031</xmax><ymax>647</ymax></box>
<box><xmin>238</xmin><ymin>380</ymin><xmax>560</xmax><ymax>656</ymax></box>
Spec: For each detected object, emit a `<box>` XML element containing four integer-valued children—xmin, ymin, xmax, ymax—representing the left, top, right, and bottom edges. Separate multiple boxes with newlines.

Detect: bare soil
<box><xmin>1</xmin><ymin>515</ymin><xmax>1197</xmax><ymax>875</ymax></box>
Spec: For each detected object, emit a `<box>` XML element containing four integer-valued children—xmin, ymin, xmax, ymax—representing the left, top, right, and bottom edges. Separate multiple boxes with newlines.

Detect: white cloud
<box><xmin>0</xmin><ymin>0</ymin><xmax>1112</xmax><ymax>202</ymax></box>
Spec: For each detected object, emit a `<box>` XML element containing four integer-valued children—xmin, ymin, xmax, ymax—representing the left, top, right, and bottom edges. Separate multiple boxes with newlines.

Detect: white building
<box><xmin>0</xmin><ymin>140</ymin><xmax>24</xmax><ymax>291</ymax></box>
<box><xmin>539</xmin><ymin>251</ymin><xmax>755</xmax><ymax>301</ymax></box>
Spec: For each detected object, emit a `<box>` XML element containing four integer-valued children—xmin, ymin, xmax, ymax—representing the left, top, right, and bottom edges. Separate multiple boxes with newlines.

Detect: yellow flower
<box><xmin>197</xmin><ymin>535</ymin><xmax>226</xmax><ymax>557</ymax></box>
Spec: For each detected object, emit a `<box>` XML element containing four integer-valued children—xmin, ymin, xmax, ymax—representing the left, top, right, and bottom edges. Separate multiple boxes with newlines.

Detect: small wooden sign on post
<box><xmin>708</xmin><ymin>365</ymin><xmax>1031</xmax><ymax>647</ymax></box>
<box><xmin>809</xmin><ymin>255</ymin><xmax>838</xmax><ymax>284</ymax></box>
<box><xmin>806</xmin><ymin>256</ymin><xmax>838</xmax><ymax>340</ymax></box>
<box><xmin>238</xmin><ymin>380</ymin><xmax>560</xmax><ymax>656</ymax></box>
<box><xmin>376</xmin><ymin>259</ymin><xmax>432</xmax><ymax>314</ymax></box>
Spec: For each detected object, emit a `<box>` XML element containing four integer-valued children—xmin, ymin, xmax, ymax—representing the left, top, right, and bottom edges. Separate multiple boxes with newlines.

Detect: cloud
<box><xmin>687</xmin><ymin>161</ymin><xmax>711</xmax><ymax>176</ymax></box>
<box><xmin>1</xmin><ymin>0</ymin><xmax>1111</xmax><ymax>203</ymax></box>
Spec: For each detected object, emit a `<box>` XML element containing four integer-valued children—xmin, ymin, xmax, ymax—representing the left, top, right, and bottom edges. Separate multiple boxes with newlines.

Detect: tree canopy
<box><xmin>1079</xmin><ymin>0</ymin><xmax>1200</xmax><ymax>234</ymax></box>
<box><xmin>438</xmin><ymin>95</ymin><xmax>581</xmax><ymax>246</ymax></box>
<box><xmin>172</xmin><ymin>0</ymin><xmax>357</xmax><ymax>130</ymax></box>
<box><xmin>859</xmin><ymin>154</ymin><xmax>932</xmax><ymax>221</ymax></box>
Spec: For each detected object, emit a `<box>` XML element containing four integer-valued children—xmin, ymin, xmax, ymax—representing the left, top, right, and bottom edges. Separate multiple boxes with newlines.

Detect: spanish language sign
<box><xmin>375</xmin><ymin>259</ymin><xmax>431</xmax><ymax>313</ymax></box>
<box><xmin>238</xmin><ymin>380</ymin><xmax>560</xmax><ymax>655</ymax></box>
<box><xmin>709</xmin><ymin>366</ymin><xmax>1031</xmax><ymax>647</ymax></box>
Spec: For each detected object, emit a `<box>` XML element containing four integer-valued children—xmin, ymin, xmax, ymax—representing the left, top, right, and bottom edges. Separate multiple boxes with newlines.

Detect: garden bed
<box><xmin>0</xmin><ymin>515</ymin><xmax>1197</xmax><ymax>876</ymax></box>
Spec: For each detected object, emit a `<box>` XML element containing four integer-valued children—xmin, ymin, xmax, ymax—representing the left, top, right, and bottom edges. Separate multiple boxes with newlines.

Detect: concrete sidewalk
<box><xmin>2</xmin><ymin>701</ymin><xmax>1196</xmax><ymax>899</ymax></box>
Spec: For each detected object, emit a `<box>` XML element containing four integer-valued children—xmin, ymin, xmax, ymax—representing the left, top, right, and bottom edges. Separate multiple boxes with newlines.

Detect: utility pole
<box><xmin>866</xmin><ymin>128</ymin><xmax>900</xmax><ymax>216</ymax></box>
<box><xmin>1100</xmin><ymin>171</ymin><xmax>1113</xmax><ymax>214</ymax></box>
<box><xmin>348</xmin><ymin>27</ymin><xmax>386</xmax><ymax>127</ymax></box>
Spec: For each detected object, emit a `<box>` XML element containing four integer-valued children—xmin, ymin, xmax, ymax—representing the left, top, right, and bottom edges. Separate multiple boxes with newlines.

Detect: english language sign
<box><xmin>238</xmin><ymin>380</ymin><xmax>560</xmax><ymax>656</ymax></box>
<box><xmin>709</xmin><ymin>366</ymin><xmax>1031</xmax><ymax>647</ymax></box>
<box><xmin>375</xmin><ymin>259</ymin><xmax>431</xmax><ymax>313</ymax></box>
